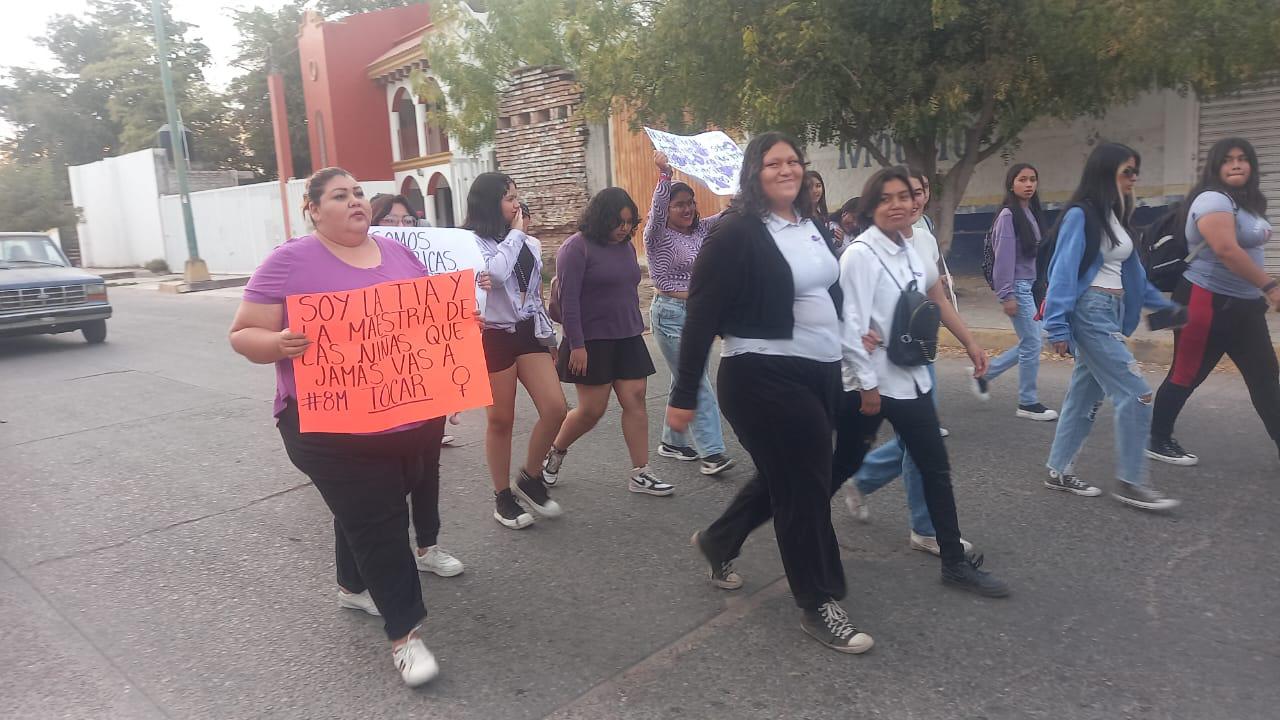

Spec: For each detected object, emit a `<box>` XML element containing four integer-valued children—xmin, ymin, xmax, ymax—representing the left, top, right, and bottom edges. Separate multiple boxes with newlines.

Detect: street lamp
<box><xmin>150</xmin><ymin>0</ymin><xmax>209</xmax><ymax>284</ymax></box>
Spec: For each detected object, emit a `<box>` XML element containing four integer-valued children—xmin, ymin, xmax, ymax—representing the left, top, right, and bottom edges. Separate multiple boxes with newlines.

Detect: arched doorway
<box><xmin>391</xmin><ymin>87</ymin><xmax>419</xmax><ymax>160</ymax></box>
<box><xmin>400</xmin><ymin>176</ymin><xmax>425</xmax><ymax>222</ymax></box>
<box><xmin>428</xmin><ymin>173</ymin><xmax>454</xmax><ymax>227</ymax></box>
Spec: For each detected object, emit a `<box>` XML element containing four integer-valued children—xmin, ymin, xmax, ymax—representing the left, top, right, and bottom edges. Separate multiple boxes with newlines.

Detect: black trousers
<box><xmin>831</xmin><ymin>389</ymin><xmax>967</xmax><ymax>566</ymax></box>
<box><xmin>277</xmin><ymin>402</ymin><xmax>444</xmax><ymax>640</ymax></box>
<box><xmin>408</xmin><ymin>418</ymin><xmax>446</xmax><ymax>549</ymax></box>
<box><xmin>1152</xmin><ymin>279</ymin><xmax>1280</xmax><ymax>454</ymax></box>
<box><xmin>700</xmin><ymin>354</ymin><xmax>846</xmax><ymax>611</ymax></box>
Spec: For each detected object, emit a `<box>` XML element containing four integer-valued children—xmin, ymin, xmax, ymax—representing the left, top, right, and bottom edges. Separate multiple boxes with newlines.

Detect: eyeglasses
<box><xmin>1121</xmin><ymin>167</ymin><xmax>1140</xmax><ymax>179</ymax></box>
<box><xmin>383</xmin><ymin>214</ymin><xmax>418</xmax><ymax>227</ymax></box>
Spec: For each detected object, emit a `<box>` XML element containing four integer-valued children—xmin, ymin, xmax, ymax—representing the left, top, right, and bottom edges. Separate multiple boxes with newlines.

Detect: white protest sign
<box><xmin>371</xmin><ymin>226</ymin><xmax>487</xmax><ymax>313</ymax></box>
<box><xmin>643</xmin><ymin>128</ymin><xmax>744</xmax><ymax>196</ymax></box>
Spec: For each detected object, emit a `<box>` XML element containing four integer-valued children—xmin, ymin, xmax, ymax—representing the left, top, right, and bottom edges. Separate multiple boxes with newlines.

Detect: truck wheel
<box><xmin>82</xmin><ymin>320</ymin><xmax>107</xmax><ymax>344</ymax></box>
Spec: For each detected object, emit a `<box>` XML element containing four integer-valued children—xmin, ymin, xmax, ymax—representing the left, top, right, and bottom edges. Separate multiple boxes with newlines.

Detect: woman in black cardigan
<box><xmin>666</xmin><ymin>132</ymin><xmax>872</xmax><ymax>655</ymax></box>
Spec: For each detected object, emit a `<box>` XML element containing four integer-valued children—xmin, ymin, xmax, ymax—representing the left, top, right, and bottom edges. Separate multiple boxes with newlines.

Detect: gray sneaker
<box><xmin>1045</xmin><ymin>470</ymin><xmax>1102</xmax><ymax>497</ymax></box>
<box><xmin>541</xmin><ymin>446</ymin><xmax>567</xmax><ymax>486</ymax></box>
<box><xmin>1112</xmin><ymin>481</ymin><xmax>1181</xmax><ymax>512</ymax></box>
<box><xmin>800</xmin><ymin>600</ymin><xmax>874</xmax><ymax>654</ymax></box>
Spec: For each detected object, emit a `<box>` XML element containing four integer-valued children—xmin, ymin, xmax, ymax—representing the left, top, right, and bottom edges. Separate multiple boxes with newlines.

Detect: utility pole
<box><xmin>267</xmin><ymin>47</ymin><xmax>295</xmax><ymax>241</ymax></box>
<box><xmin>150</xmin><ymin>0</ymin><xmax>209</xmax><ymax>284</ymax></box>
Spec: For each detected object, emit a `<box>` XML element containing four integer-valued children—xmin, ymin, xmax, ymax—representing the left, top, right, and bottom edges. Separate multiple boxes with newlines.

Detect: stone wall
<box><xmin>494</xmin><ymin>66</ymin><xmax>591</xmax><ymax>243</ymax></box>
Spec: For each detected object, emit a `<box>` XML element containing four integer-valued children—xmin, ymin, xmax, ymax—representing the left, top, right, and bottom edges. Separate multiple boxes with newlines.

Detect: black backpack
<box><xmin>1138</xmin><ymin>196</ymin><xmax>1234</xmax><ymax>293</ymax></box>
<box><xmin>856</xmin><ymin>241</ymin><xmax>940</xmax><ymax>367</ymax></box>
<box><xmin>981</xmin><ymin>224</ymin><xmax>997</xmax><ymax>290</ymax></box>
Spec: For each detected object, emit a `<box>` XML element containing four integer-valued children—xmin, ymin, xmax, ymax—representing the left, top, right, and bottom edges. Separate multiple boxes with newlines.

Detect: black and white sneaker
<box><xmin>541</xmin><ymin>446</ymin><xmax>567</xmax><ymax>486</ymax></box>
<box><xmin>800</xmin><ymin>600</ymin><xmax>875</xmax><ymax>654</ymax></box>
<box><xmin>1112</xmin><ymin>481</ymin><xmax>1181</xmax><ymax>512</ymax></box>
<box><xmin>629</xmin><ymin>466</ymin><xmax>675</xmax><ymax>496</ymax></box>
<box><xmin>657</xmin><ymin>442</ymin><xmax>698</xmax><ymax>461</ymax></box>
<box><xmin>493</xmin><ymin>489</ymin><xmax>534</xmax><ymax>529</ymax></box>
<box><xmin>941</xmin><ymin>553</ymin><xmax>1011</xmax><ymax>598</ymax></box>
<box><xmin>970</xmin><ymin>372</ymin><xmax>990</xmax><ymax>402</ymax></box>
<box><xmin>699</xmin><ymin>453</ymin><xmax>735</xmax><ymax>475</ymax></box>
<box><xmin>513</xmin><ymin>470</ymin><xmax>563</xmax><ymax>517</ymax></box>
<box><xmin>690</xmin><ymin>531</ymin><xmax>743</xmax><ymax>590</ymax></box>
<box><xmin>1044</xmin><ymin>469</ymin><xmax>1102</xmax><ymax>497</ymax></box>
<box><xmin>1016</xmin><ymin>403</ymin><xmax>1059</xmax><ymax>421</ymax></box>
<box><xmin>1146</xmin><ymin>437</ymin><xmax>1199</xmax><ymax>466</ymax></box>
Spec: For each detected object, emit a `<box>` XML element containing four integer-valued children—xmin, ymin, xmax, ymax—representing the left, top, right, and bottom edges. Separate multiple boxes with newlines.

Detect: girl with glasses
<box><xmin>1042</xmin><ymin>142</ymin><xmax>1182</xmax><ymax>511</ymax></box>
<box><xmin>644</xmin><ymin>151</ymin><xmax>735</xmax><ymax>476</ymax></box>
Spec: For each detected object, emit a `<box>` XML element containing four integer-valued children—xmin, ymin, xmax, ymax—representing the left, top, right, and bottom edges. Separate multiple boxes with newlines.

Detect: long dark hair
<box><xmin>579</xmin><ymin>187</ymin><xmax>640</xmax><ymax>246</ymax></box>
<box><xmin>370</xmin><ymin>194</ymin><xmax>415</xmax><ymax>225</ymax></box>
<box><xmin>732</xmin><ymin>132</ymin><xmax>815</xmax><ymax>220</ymax></box>
<box><xmin>999</xmin><ymin>163</ymin><xmax>1046</xmax><ymax>258</ymax></box>
<box><xmin>1190</xmin><ymin>137</ymin><xmax>1267</xmax><ymax>218</ymax></box>
<box><xmin>856</xmin><ymin>166</ymin><xmax>914</xmax><ymax>231</ymax></box>
<box><xmin>668</xmin><ymin>181</ymin><xmax>701</xmax><ymax>230</ymax></box>
<box><xmin>805</xmin><ymin>170</ymin><xmax>830</xmax><ymax>219</ymax></box>
<box><xmin>1057</xmin><ymin>142</ymin><xmax>1140</xmax><ymax>247</ymax></box>
<box><xmin>462</xmin><ymin>171</ymin><xmax>516</xmax><ymax>240</ymax></box>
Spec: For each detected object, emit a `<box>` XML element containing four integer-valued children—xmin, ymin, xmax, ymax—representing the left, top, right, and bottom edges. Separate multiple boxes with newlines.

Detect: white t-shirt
<box><xmin>904</xmin><ymin>225</ymin><xmax>941</xmax><ymax>291</ymax></box>
<box><xmin>1093</xmin><ymin>213</ymin><xmax>1133</xmax><ymax>290</ymax></box>
<box><xmin>722</xmin><ymin>214</ymin><xmax>842</xmax><ymax>362</ymax></box>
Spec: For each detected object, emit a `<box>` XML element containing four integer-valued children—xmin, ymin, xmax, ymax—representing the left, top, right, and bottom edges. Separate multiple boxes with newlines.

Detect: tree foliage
<box><xmin>225</xmin><ymin>1</ymin><xmax>313</xmax><ymax>179</ymax></box>
<box><xmin>424</xmin><ymin>0</ymin><xmax>1280</xmax><ymax>246</ymax></box>
<box><xmin>0</xmin><ymin>160</ymin><xmax>77</xmax><ymax>233</ymax></box>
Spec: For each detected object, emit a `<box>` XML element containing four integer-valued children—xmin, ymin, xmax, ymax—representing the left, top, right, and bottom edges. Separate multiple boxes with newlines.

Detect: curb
<box><xmin>157</xmin><ymin>276</ymin><xmax>251</xmax><ymax>294</ymax></box>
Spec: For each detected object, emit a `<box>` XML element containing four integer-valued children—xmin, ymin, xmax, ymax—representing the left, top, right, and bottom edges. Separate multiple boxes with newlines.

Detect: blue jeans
<box><xmin>851</xmin><ymin>364</ymin><xmax>938</xmax><ymax>537</ymax></box>
<box><xmin>1047</xmin><ymin>289</ymin><xmax>1154</xmax><ymax>486</ymax></box>
<box><xmin>985</xmin><ymin>279</ymin><xmax>1043</xmax><ymax>405</ymax></box>
<box><xmin>650</xmin><ymin>295</ymin><xmax>726</xmax><ymax>456</ymax></box>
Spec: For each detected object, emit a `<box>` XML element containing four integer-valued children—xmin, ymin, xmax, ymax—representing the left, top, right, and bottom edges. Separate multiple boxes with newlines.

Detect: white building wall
<box><xmin>68</xmin><ymin>149</ymin><xmax>166</xmax><ymax>268</ymax></box>
<box><xmin>807</xmin><ymin>89</ymin><xmax>1199</xmax><ymax>212</ymax></box>
<box><xmin>159</xmin><ymin>179</ymin><xmax>395</xmax><ymax>275</ymax></box>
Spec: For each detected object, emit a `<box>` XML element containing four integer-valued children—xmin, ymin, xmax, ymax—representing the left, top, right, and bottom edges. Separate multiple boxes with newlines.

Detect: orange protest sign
<box><xmin>286</xmin><ymin>270</ymin><xmax>492</xmax><ymax>433</ymax></box>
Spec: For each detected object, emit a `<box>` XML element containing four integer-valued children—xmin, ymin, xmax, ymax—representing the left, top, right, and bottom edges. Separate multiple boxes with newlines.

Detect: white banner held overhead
<box><xmin>370</xmin><ymin>226</ymin><xmax>487</xmax><ymax>313</ymax></box>
<box><xmin>643</xmin><ymin>128</ymin><xmax>744</xmax><ymax>196</ymax></box>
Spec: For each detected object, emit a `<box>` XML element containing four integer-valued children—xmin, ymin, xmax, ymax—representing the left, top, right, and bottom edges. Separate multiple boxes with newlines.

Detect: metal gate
<box><xmin>1198</xmin><ymin>81</ymin><xmax>1280</xmax><ymax>272</ymax></box>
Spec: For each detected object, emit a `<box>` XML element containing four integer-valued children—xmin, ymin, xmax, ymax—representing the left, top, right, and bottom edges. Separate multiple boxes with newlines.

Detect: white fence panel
<box><xmin>160</xmin><ymin>179</ymin><xmax>395</xmax><ymax>275</ymax></box>
<box><xmin>68</xmin><ymin>149</ymin><xmax>165</xmax><ymax>268</ymax></box>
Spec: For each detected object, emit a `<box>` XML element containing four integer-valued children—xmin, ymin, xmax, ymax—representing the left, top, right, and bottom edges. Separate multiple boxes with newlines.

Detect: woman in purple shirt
<box><xmin>543</xmin><ymin>188</ymin><xmax>673</xmax><ymax>496</ymax></box>
<box><xmin>644</xmin><ymin>152</ymin><xmax>734</xmax><ymax>476</ymax></box>
<box><xmin>228</xmin><ymin>168</ymin><xmax>442</xmax><ymax>687</ymax></box>
<box><xmin>974</xmin><ymin>163</ymin><xmax>1058</xmax><ymax>421</ymax></box>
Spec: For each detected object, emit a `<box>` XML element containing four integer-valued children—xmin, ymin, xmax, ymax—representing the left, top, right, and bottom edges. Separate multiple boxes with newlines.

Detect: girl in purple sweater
<box><xmin>543</xmin><ymin>188</ymin><xmax>673</xmax><ymax>496</ymax></box>
<box><xmin>974</xmin><ymin>163</ymin><xmax>1058</xmax><ymax>421</ymax></box>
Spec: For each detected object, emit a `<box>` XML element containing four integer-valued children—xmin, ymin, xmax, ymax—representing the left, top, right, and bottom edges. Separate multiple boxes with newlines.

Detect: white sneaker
<box><xmin>337</xmin><ymin>589</ymin><xmax>380</xmax><ymax>617</ymax></box>
<box><xmin>939</xmin><ymin>427</ymin><xmax>950</xmax><ymax>438</ymax></box>
<box><xmin>909</xmin><ymin>531</ymin><xmax>974</xmax><ymax>556</ymax></box>
<box><xmin>629</xmin><ymin>466</ymin><xmax>675</xmax><ymax>496</ymax></box>
<box><xmin>1015</xmin><ymin>403</ymin><xmax>1059</xmax><ymax>421</ymax></box>
<box><xmin>392</xmin><ymin>634</ymin><xmax>439</xmax><ymax>687</ymax></box>
<box><xmin>844</xmin><ymin>485</ymin><xmax>869</xmax><ymax>523</ymax></box>
<box><xmin>416</xmin><ymin>546</ymin><xmax>464</xmax><ymax>577</ymax></box>
<box><xmin>440</xmin><ymin>434</ymin><xmax>456</xmax><ymax>446</ymax></box>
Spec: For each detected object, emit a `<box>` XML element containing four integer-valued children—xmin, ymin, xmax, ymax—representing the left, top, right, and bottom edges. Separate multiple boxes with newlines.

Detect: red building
<box><xmin>296</xmin><ymin>4</ymin><xmax>432</xmax><ymax>182</ymax></box>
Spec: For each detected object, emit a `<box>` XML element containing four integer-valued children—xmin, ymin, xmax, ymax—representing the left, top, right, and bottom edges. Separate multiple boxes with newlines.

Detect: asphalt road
<box><xmin>2</xmin><ymin>286</ymin><xmax>1277</xmax><ymax>720</ymax></box>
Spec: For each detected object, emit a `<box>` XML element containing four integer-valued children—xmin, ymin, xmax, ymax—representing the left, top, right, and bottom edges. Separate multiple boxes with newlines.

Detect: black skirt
<box><xmin>557</xmin><ymin>334</ymin><xmax>656</xmax><ymax>385</ymax></box>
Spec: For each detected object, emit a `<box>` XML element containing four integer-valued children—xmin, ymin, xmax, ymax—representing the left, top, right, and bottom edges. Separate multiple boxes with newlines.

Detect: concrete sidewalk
<box><xmin>941</xmin><ymin>277</ymin><xmax>1280</xmax><ymax>365</ymax></box>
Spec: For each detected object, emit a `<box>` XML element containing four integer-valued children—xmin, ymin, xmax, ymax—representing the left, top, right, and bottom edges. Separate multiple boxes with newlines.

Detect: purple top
<box><xmin>642</xmin><ymin>172</ymin><xmax>722</xmax><ymax>293</ymax></box>
<box><xmin>555</xmin><ymin>232</ymin><xmax>645</xmax><ymax>348</ymax></box>
<box><xmin>991</xmin><ymin>207</ymin><xmax>1040</xmax><ymax>300</ymax></box>
<box><xmin>243</xmin><ymin>234</ymin><xmax>428</xmax><ymax>419</ymax></box>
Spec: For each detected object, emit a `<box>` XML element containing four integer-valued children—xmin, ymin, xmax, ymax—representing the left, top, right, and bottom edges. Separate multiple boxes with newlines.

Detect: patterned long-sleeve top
<box><xmin>642</xmin><ymin>171</ymin><xmax>723</xmax><ymax>293</ymax></box>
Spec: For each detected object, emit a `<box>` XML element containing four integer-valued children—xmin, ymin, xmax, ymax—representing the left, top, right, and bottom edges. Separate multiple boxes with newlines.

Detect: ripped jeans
<box><xmin>1047</xmin><ymin>289</ymin><xmax>1154</xmax><ymax>487</ymax></box>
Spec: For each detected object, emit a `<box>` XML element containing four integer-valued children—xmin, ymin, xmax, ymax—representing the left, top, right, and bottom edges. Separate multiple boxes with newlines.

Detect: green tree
<box><xmin>425</xmin><ymin>0</ymin><xmax>1280</xmax><ymax>248</ymax></box>
<box><xmin>1</xmin><ymin>0</ymin><xmax>234</xmax><ymax>167</ymax></box>
<box><xmin>0</xmin><ymin>160</ymin><xmax>77</xmax><ymax>233</ymax></box>
<box><xmin>226</xmin><ymin>1</ymin><xmax>314</xmax><ymax>179</ymax></box>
